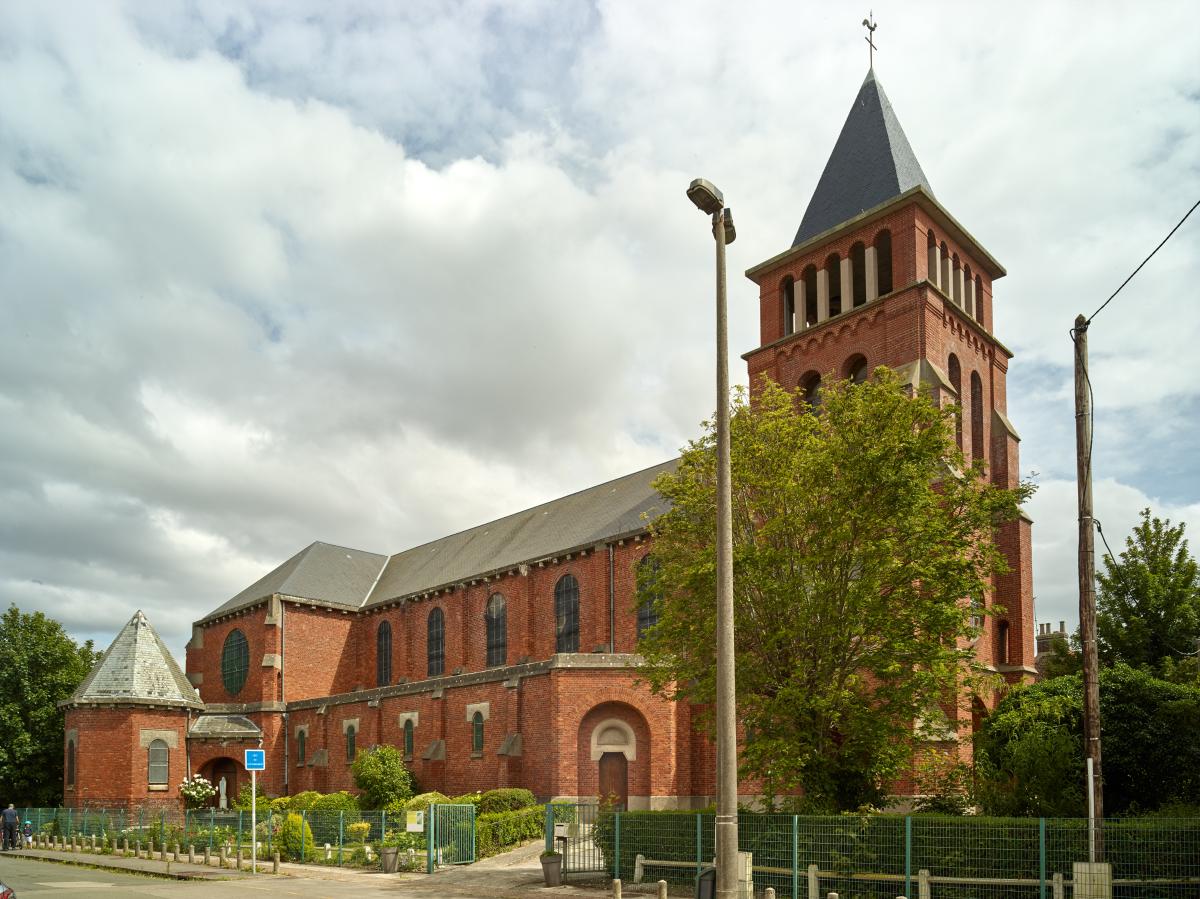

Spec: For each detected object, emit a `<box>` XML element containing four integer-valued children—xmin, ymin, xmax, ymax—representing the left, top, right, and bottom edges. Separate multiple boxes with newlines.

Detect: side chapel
<box><xmin>62</xmin><ymin>66</ymin><xmax>1036</xmax><ymax>810</ymax></box>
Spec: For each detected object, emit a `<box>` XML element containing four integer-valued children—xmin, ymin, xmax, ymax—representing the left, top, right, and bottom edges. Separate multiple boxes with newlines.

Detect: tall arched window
<box><xmin>952</xmin><ymin>255</ymin><xmax>962</xmax><ymax>305</ymax></box>
<box><xmin>964</xmin><ymin>264</ymin><xmax>974</xmax><ymax>316</ymax></box>
<box><xmin>486</xmin><ymin>593</ymin><xmax>507</xmax><ymax>667</ymax></box>
<box><xmin>346</xmin><ymin>724</ymin><xmax>357</xmax><ymax>762</ymax></box>
<box><xmin>376</xmin><ymin>620</ymin><xmax>392</xmax><ymax>687</ymax></box>
<box><xmin>66</xmin><ymin>739</ymin><xmax>76</xmax><ymax>788</ymax></box>
<box><xmin>404</xmin><ymin>719</ymin><xmax>414</xmax><ymax>758</ymax></box>
<box><xmin>997</xmin><ymin>621</ymin><xmax>1011</xmax><ymax>666</ymax></box>
<box><xmin>845</xmin><ymin>354</ymin><xmax>868</xmax><ymax>384</ymax></box>
<box><xmin>825</xmin><ymin>253</ymin><xmax>842</xmax><ymax>317</ymax></box>
<box><xmin>803</xmin><ymin>266</ymin><xmax>819</xmax><ymax>326</ymax></box>
<box><xmin>427</xmin><ymin>607</ymin><xmax>445</xmax><ymax>677</ymax></box>
<box><xmin>800</xmin><ymin>372</ymin><xmax>822</xmax><ymax>410</ymax></box>
<box><xmin>940</xmin><ymin>242</ymin><xmax>950</xmax><ymax>294</ymax></box>
<box><xmin>974</xmin><ymin>275</ymin><xmax>984</xmax><ymax>324</ymax></box>
<box><xmin>948</xmin><ymin>354</ymin><xmax>963</xmax><ymax>450</ymax></box>
<box><xmin>472</xmin><ymin>712</ymin><xmax>485</xmax><ymax>754</ymax></box>
<box><xmin>875</xmin><ymin>229</ymin><xmax>893</xmax><ymax>295</ymax></box>
<box><xmin>850</xmin><ymin>242</ymin><xmax>867</xmax><ymax>308</ymax></box>
<box><xmin>971</xmin><ymin>371</ymin><xmax>985</xmax><ymax>462</ymax></box>
<box><xmin>297</xmin><ymin>729</ymin><xmax>307</xmax><ymax>765</ymax></box>
<box><xmin>148</xmin><ymin>739</ymin><xmax>168</xmax><ymax>786</ymax></box>
<box><xmin>555</xmin><ymin>574</ymin><xmax>580</xmax><ymax>653</ymax></box>
<box><xmin>636</xmin><ymin>555</ymin><xmax>661</xmax><ymax>640</ymax></box>
<box><xmin>927</xmin><ymin>231</ymin><xmax>938</xmax><ymax>288</ymax></box>
<box><xmin>781</xmin><ymin>276</ymin><xmax>796</xmax><ymax>336</ymax></box>
<box><xmin>221</xmin><ymin>629</ymin><xmax>249</xmax><ymax>697</ymax></box>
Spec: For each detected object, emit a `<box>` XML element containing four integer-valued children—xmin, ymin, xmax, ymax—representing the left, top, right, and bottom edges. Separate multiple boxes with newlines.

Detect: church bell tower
<box><xmin>742</xmin><ymin>68</ymin><xmax>1037</xmax><ymax>709</ymax></box>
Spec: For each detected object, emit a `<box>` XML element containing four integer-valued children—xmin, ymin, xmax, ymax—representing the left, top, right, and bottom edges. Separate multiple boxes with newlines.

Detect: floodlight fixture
<box><xmin>687</xmin><ymin>178</ymin><xmax>724</xmax><ymax>216</ymax></box>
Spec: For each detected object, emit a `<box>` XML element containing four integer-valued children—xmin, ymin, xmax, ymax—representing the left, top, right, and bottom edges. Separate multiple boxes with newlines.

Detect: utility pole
<box><xmin>1073</xmin><ymin>313</ymin><xmax>1104</xmax><ymax>860</ymax></box>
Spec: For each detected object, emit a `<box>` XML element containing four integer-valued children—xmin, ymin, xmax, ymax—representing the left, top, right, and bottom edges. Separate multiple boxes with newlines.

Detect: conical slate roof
<box><xmin>793</xmin><ymin>69</ymin><xmax>933</xmax><ymax>247</ymax></box>
<box><xmin>68</xmin><ymin>610</ymin><xmax>202</xmax><ymax>708</ymax></box>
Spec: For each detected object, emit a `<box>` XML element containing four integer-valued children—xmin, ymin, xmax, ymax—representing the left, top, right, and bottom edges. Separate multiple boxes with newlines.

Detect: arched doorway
<box><xmin>200</xmin><ymin>757</ymin><xmax>241</xmax><ymax>808</ymax></box>
<box><xmin>578</xmin><ymin>703</ymin><xmax>649</xmax><ymax>809</ymax></box>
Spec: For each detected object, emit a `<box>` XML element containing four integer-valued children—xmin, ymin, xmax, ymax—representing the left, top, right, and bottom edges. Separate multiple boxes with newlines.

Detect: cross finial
<box><xmin>862</xmin><ymin>11</ymin><xmax>878</xmax><ymax>70</ymax></box>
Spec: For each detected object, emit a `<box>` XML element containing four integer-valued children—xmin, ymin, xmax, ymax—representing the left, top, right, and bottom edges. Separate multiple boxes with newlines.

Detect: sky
<box><xmin>1</xmin><ymin>1</ymin><xmax>1198</xmax><ymax>663</ymax></box>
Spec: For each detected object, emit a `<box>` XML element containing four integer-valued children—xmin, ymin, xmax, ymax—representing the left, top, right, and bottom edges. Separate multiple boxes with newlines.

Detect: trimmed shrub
<box><xmin>287</xmin><ymin>791</ymin><xmax>323</xmax><ymax>812</ymax></box>
<box><xmin>475</xmin><ymin>805</ymin><xmax>545</xmax><ymax>859</ymax></box>
<box><xmin>279</xmin><ymin>813</ymin><xmax>314</xmax><ymax>862</ymax></box>
<box><xmin>309</xmin><ymin>791</ymin><xmax>360</xmax><ymax>814</ymax></box>
<box><xmin>406</xmin><ymin>791</ymin><xmax>450</xmax><ymax>811</ymax></box>
<box><xmin>351</xmin><ymin>745</ymin><xmax>413</xmax><ymax>810</ymax></box>
<box><xmin>346</xmin><ymin>821</ymin><xmax>371</xmax><ymax>843</ymax></box>
<box><xmin>478</xmin><ymin>788</ymin><xmax>538</xmax><ymax>816</ymax></box>
<box><xmin>449</xmin><ymin>791</ymin><xmax>484</xmax><ymax>809</ymax></box>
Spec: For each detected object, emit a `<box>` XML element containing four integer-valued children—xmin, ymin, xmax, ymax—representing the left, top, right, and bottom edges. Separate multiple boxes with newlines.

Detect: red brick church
<box><xmin>62</xmin><ymin>67</ymin><xmax>1036</xmax><ymax>811</ymax></box>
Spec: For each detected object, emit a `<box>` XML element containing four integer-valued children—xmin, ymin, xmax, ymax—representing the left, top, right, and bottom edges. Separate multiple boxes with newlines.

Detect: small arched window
<box><xmin>803</xmin><ymin>266</ymin><xmax>819</xmax><ymax>326</ymax></box>
<box><xmin>404</xmin><ymin>719</ymin><xmax>414</xmax><ymax>758</ymax></box>
<box><xmin>636</xmin><ymin>555</ymin><xmax>661</xmax><ymax>640</ymax></box>
<box><xmin>971</xmin><ymin>371</ymin><xmax>985</xmax><ymax>462</ymax></box>
<box><xmin>845</xmin><ymin>354</ymin><xmax>868</xmax><ymax>385</ymax></box>
<box><xmin>486</xmin><ymin>593</ymin><xmax>507</xmax><ymax>667</ymax></box>
<box><xmin>346</xmin><ymin>724</ymin><xmax>357</xmax><ymax>762</ymax></box>
<box><xmin>472</xmin><ymin>711</ymin><xmax>485</xmax><ymax>754</ymax></box>
<box><xmin>948</xmin><ymin>354</ymin><xmax>963</xmax><ymax>451</ymax></box>
<box><xmin>825</xmin><ymin>253</ymin><xmax>842</xmax><ymax>317</ymax></box>
<box><xmin>940</xmin><ymin>242</ymin><xmax>950</xmax><ymax>294</ymax></box>
<box><xmin>800</xmin><ymin>372</ymin><xmax>822</xmax><ymax>410</ymax></box>
<box><xmin>952</xmin><ymin>255</ymin><xmax>963</xmax><ymax>305</ymax></box>
<box><xmin>875</xmin><ymin>229</ymin><xmax>893</xmax><ymax>296</ymax></box>
<box><xmin>66</xmin><ymin>739</ymin><xmax>76</xmax><ymax>788</ymax></box>
<box><xmin>427</xmin><ymin>607</ymin><xmax>445</xmax><ymax>677</ymax></box>
<box><xmin>781</xmin><ymin>276</ymin><xmax>796</xmax><ymax>336</ymax></box>
<box><xmin>850</xmin><ymin>242</ymin><xmax>867</xmax><ymax>308</ymax></box>
<box><xmin>555</xmin><ymin>574</ymin><xmax>580</xmax><ymax>653</ymax></box>
<box><xmin>376</xmin><ymin>620</ymin><xmax>392</xmax><ymax>687</ymax></box>
<box><xmin>297</xmin><ymin>729</ymin><xmax>307</xmax><ymax>765</ymax></box>
<box><xmin>997</xmin><ymin>620</ymin><xmax>1011</xmax><ymax>666</ymax></box>
<box><xmin>221</xmin><ymin>629</ymin><xmax>249</xmax><ymax>697</ymax></box>
<box><xmin>975</xmin><ymin>275</ymin><xmax>984</xmax><ymax>324</ymax></box>
<box><xmin>927</xmin><ymin>231</ymin><xmax>938</xmax><ymax>288</ymax></box>
<box><xmin>148</xmin><ymin>739</ymin><xmax>169</xmax><ymax>786</ymax></box>
<box><xmin>964</xmin><ymin>264</ymin><xmax>974</xmax><ymax>316</ymax></box>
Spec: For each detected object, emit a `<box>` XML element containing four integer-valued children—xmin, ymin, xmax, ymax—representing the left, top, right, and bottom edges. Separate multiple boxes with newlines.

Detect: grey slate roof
<box><xmin>793</xmin><ymin>69</ymin><xmax>933</xmax><ymax>247</ymax></box>
<box><xmin>200</xmin><ymin>460</ymin><xmax>677</xmax><ymax>622</ymax></box>
<box><xmin>69</xmin><ymin>610</ymin><xmax>203</xmax><ymax>708</ymax></box>
<box><xmin>189</xmin><ymin>714</ymin><xmax>261</xmax><ymax>739</ymax></box>
<box><xmin>203</xmin><ymin>542</ymin><xmax>388</xmax><ymax>621</ymax></box>
<box><xmin>365</xmin><ymin>459</ymin><xmax>676</xmax><ymax>605</ymax></box>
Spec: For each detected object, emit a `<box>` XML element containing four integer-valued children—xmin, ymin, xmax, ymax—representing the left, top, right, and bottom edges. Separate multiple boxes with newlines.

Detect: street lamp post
<box><xmin>687</xmin><ymin>178</ymin><xmax>739</xmax><ymax>899</ymax></box>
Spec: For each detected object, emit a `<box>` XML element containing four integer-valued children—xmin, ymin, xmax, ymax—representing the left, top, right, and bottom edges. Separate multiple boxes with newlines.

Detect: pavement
<box><xmin>0</xmin><ymin>841</ymin><xmax>653</xmax><ymax>898</ymax></box>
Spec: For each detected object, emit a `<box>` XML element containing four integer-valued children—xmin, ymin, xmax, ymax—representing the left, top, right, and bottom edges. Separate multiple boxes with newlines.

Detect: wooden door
<box><xmin>598</xmin><ymin>752</ymin><xmax>628</xmax><ymax>809</ymax></box>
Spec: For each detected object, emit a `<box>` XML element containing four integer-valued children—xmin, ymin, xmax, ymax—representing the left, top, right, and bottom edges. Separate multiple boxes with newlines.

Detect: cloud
<box><xmin>0</xmin><ymin>1</ymin><xmax>1197</xmax><ymax>663</ymax></box>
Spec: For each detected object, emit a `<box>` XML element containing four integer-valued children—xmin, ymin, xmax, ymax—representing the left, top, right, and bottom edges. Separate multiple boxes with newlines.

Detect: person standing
<box><xmin>1</xmin><ymin>804</ymin><xmax>18</xmax><ymax>851</ymax></box>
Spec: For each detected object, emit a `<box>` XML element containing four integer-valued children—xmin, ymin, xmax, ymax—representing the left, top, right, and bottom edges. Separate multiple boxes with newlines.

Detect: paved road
<box><xmin>0</xmin><ymin>848</ymin><xmax>620</xmax><ymax>898</ymax></box>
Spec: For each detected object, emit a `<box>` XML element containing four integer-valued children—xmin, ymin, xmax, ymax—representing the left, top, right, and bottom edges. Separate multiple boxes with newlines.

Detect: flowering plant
<box><xmin>179</xmin><ymin>774</ymin><xmax>217</xmax><ymax>808</ymax></box>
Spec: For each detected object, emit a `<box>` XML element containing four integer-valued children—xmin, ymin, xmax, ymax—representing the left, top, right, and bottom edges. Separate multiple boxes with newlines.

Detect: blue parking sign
<box><xmin>245</xmin><ymin>749</ymin><xmax>265</xmax><ymax>771</ymax></box>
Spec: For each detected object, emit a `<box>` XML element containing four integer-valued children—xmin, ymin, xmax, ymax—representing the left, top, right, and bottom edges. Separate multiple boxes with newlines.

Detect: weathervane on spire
<box><xmin>862</xmin><ymin>11</ymin><xmax>878</xmax><ymax>69</ymax></box>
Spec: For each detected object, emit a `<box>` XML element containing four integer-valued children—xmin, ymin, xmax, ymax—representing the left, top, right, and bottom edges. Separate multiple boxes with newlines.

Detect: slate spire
<box><xmin>793</xmin><ymin>69</ymin><xmax>933</xmax><ymax>247</ymax></box>
<box><xmin>67</xmin><ymin>609</ymin><xmax>203</xmax><ymax>708</ymax></box>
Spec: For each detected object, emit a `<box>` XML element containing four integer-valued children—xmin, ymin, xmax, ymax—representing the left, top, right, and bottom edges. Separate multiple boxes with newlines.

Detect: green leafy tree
<box><xmin>975</xmin><ymin>664</ymin><xmax>1200</xmax><ymax>815</ymax></box>
<box><xmin>0</xmin><ymin>605</ymin><xmax>100</xmax><ymax>805</ymax></box>
<box><xmin>638</xmin><ymin>373</ymin><xmax>1031</xmax><ymax>810</ymax></box>
<box><xmin>1097</xmin><ymin>509</ymin><xmax>1200</xmax><ymax>679</ymax></box>
<box><xmin>351</xmin><ymin>745</ymin><xmax>413</xmax><ymax>810</ymax></box>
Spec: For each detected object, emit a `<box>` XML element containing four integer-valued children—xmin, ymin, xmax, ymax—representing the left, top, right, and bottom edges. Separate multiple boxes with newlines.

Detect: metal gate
<box><xmin>426</xmin><ymin>803</ymin><xmax>475</xmax><ymax>871</ymax></box>
<box><xmin>547</xmin><ymin>802</ymin><xmax>612</xmax><ymax>875</ymax></box>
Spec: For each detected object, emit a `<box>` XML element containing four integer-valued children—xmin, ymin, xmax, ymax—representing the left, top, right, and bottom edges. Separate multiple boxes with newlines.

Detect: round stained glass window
<box><xmin>221</xmin><ymin>629</ymin><xmax>249</xmax><ymax>696</ymax></box>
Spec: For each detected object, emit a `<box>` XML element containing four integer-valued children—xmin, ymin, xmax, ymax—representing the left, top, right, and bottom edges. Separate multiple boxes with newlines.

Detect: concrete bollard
<box><xmin>765</xmin><ymin>890</ymin><xmax>776</xmax><ymax>899</ymax></box>
<box><xmin>219</xmin><ymin>845</ymin><xmax>227</xmax><ymax>868</ymax></box>
<box><xmin>174</xmin><ymin>843</ymin><xmax>180</xmax><ymax>862</ymax></box>
<box><xmin>203</xmin><ymin>845</ymin><xmax>210</xmax><ymax>866</ymax></box>
<box><xmin>612</xmin><ymin>878</ymin><xmax>622</xmax><ymax>899</ymax></box>
<box><xmin>828</xmin><ymin>893</ymin><xmax>839</xmax><ymax>899</ymax></box>
<box><xmin>160</xmin><ymin>843</ymin><xmax>167</xmax><ymax>862</ymax></box>
<box><xmin>148</xmin><ymin>837</ymin><xmax>154</xmax><ymax>858</ymax></box>
<box><xmin>122</xmin><ymin>838</ymin><xmax>129</xmax><ymax>856</ymax></box>
<box><xmin>273</xmin><ymin>851</ymin><xmax>280</xmax><ymax>875</ymax></box>
<box><xmin>188</xmin><ymin>845</ymin><xmax>195</xmax><ymax>864</ymax></box>
<box><xmin>90</xmin><ymin>834</ymin><xmax>97</xmax><ymax>851</ymax></box>
<box><xmin>658</xmin><ymin>880</ymin><xmax>669</xmax><ymax>899</ymax></box>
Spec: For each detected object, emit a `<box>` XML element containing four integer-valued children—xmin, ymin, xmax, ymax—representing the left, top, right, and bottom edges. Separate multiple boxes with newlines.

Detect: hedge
<box><xmin>476</xmin><ymin>805</ymin><xmax>546</xmax><ymax>859</ymax></box>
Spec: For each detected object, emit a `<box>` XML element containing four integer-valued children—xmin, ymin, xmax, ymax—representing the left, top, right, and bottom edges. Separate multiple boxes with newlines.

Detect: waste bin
<box><xmin>696</xmin><ymin>865</ymin><xmax>716</xmax><ymax>899</ymax></box>
<box><xmin>380</xmin><ymin>846</ymin><xmax>400</xmax><ymax>873</ymax></box>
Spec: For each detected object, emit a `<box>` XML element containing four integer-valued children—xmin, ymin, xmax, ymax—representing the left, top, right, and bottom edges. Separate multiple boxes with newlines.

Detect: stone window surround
<box><xmin>294</xmin><ymin>724</ymin><xmax>310</xmax><ymax>767</ymax></box>
<box><xmin>142</xmin><ymin>730</ymin><xmax>175</xmax><ymax>791</ymax></box>
<box><xmin>398</xmin><ymin>712</ymin><xmax>419</xmax><ymax>760</ymax></box>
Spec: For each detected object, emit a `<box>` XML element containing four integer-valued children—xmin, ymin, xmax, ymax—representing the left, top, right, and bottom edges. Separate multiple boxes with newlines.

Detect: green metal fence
<box><xmin>547</xmin><ymin>806</ymin><xmax>1200</xmax><ymax>898</ymax></box>
<box><xmin>426</xmin><ymin>803</ymin><xmax>476</xmax><ymax>871</ymax></box>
